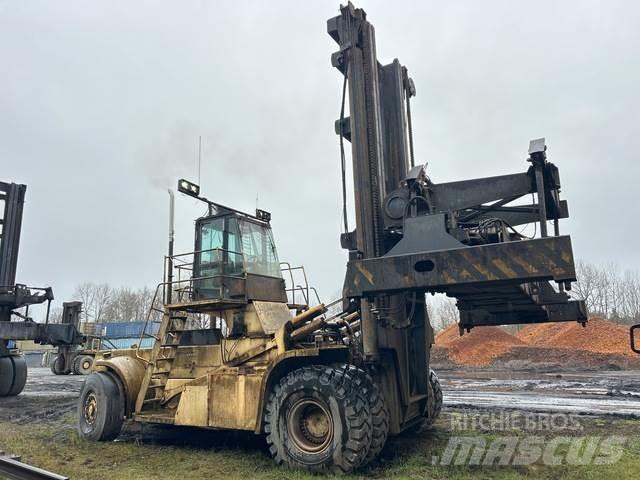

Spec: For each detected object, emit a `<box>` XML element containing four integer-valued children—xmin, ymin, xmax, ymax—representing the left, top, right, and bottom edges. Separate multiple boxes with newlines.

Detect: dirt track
<box><xmin>2</xmin><ymin>367</ymin><xmax>640</xmax><ymax>427</ymax></box>
<box><xmin>441</xmin><ymin>369</ymin><xmax>640</xmax><ymax>417</ymax></box>
<box><xmin>0</xmin><ymin>367</ymin><xmax>84</xmax><ymax>424</ymax></box>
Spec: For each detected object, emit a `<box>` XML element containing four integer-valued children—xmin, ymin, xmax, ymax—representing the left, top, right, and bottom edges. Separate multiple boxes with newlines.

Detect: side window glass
<box><xmin>238</xmin><ymin>220</ymin><xmax>281</xmax><ymax>277</ymax></box>
<box><xmin>200</xmin><ymin>218</ymin><xmax>224</xmax><ymax>264</ymax></box>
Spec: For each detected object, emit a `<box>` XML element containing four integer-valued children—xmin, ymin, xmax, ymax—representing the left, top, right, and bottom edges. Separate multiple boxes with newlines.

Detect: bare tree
<box><xmin>73</xmin><ymin>282</ymin><xmax>96</xmax><ymax>322</ymax></box>
<box><xmin>428</xmin><ymin>294</ymin><xmax>459</xmax><ymax>333</ymax></box>
<box><xmin>47</xmin><ymin>306</ymin><xmax>63</xmax><ymax>324</ymax></box>
<box><xmin>572</xmin><ymin>260</ymin><xmax>640</xmax><ymax>325</ymax></box>
<box><xmin>72</xmin><ymin>282</ymin><xmax>154</xmax><ymax>323</ymax></box>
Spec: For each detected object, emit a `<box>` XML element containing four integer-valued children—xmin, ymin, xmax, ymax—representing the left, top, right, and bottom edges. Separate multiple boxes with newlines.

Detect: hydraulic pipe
<box><xmin>291</xmin><ymin>304</ymin><xmax>327</xmax><ymax>327</ymax></box>
<box><xmin>166</xmin><ymin>189</ymin><xmax>175</xmax><ymax>304</ymax></box>
<box><xmin>291</xmin><ymin>316</ymin><xmax>327</xmax><ymax>341</ymax></box>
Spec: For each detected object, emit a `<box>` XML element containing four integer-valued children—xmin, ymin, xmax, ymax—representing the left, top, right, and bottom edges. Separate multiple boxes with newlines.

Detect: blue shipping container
<box><xmin>102</xmin><ymin>337</ymin><xmax>155</xmax><ymax>350</ymax></box>
<box><xmin>96</xmin><ymin>321</ymin><xmax>159</xmax><ymax>339</ymax></box>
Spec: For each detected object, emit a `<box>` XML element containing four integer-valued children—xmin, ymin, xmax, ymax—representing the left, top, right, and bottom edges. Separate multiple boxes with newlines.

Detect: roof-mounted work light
<box><xmin>256</xmin><ymin>209</ymin><xmax>272</xmax><ymax>222</ymax></box>
<box><xmin>177</xmin><ymin>178</ymin><xmax>200</xmax><ymax>198</ymax></box>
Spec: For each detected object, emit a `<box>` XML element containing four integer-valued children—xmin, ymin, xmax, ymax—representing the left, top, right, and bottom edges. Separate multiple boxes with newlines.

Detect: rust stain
<box><xmin>356</xmin><ymin>263</ymin><xmax>374</xmax><ymax>284</ymax></box>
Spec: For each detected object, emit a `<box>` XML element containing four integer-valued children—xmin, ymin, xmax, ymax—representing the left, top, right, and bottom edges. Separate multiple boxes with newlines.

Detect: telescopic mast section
<box><xmin>329</xmin><ymin>2</ymin><xmax>586</xmax><ymax>343</ymax></box>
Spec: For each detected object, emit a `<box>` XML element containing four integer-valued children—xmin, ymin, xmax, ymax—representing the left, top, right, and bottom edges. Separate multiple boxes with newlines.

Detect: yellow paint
<box><xmin>175</xmin><ymin>386</ymin><xmax>209</xmax><ymax>426</ymax></box>
<box><xmin>491</xmin><ymin>258</ymin><xmax>517</xmax><ymax>277</ymax></box>
<box><xmin>442</xmin><ymin>271</ymin><xmax>455</xmax><ymax>283</ymax></box>
<box><xmin>470</xmin><ymin>261</ymin><xmax>497</xmax><ymax>280</ymax></box>
<box><xmin>511</xmin><ymin>255</ymin><xmax>538</xmax><ymax>274</ymax></box>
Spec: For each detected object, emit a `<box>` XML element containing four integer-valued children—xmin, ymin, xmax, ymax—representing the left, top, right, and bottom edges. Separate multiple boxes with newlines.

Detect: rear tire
<box><xmin>72</xmin><ymin>355</ymin><xmax>82</xmax><ymax>375</ymax></box>
<box><xmin>425</xmin><ymin>368</ymin><xmax>443</xmax><ymax>427</ymax></box>
<box><xmin>264</xmin><ymin>364</ymin><xmax>372</xmax><ymax>474</ymax></box>
<box><xmin>77</xmin><ymin>355</ymin><xmax>94</xmax><ymax>375</ymax></box>
<box><xmin>0</xmin><ymin>355</ymin><xmax>28</xmax><ymax>396</ymax></box>
<box><xmin>51</xmin><ymin>354</ymin><xmax>70</xmax><ymax>375</ymax></box>
<box><xmin>411</xmin><ymin>368</ymin><xmax>443</xmax><ymax>432</ymax></box>
<box><xmin>77</xmin><ymin>372</ymin><xmax>125</xmax><ymax>441</ymax></box>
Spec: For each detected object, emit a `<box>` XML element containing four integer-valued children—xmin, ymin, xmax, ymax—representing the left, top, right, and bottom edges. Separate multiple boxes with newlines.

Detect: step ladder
<box><xmin>134</xmin><ymin>310</ymin><xmax>187</xmax><ymax>413</ymax></box>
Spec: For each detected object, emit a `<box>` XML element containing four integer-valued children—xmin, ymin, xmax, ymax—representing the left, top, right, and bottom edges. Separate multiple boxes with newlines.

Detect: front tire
<box><xmin>334</xmin><ymin>364</ymin><xmax>389</xmax><ymax>467</ymax></box>
<box><xmin>264</xmin><ymin>364</ymin><xmax>372</xmax><ymax>474</ymax></box>
<box><xmin>0</xmin><ymin>355</ymin><xmax>27</xmax><ymax>396</ymax></box>
<box><xmin>77</xmin><ymin>372</ymin><xmax>125</xmax><ymax>441</ymax></box>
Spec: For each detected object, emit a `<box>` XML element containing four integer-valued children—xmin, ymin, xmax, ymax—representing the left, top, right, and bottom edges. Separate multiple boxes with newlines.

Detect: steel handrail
<box><xmin>135</xmin><ymin>272</ymin><xmax>247</xmax><ymax>362</ymax></box>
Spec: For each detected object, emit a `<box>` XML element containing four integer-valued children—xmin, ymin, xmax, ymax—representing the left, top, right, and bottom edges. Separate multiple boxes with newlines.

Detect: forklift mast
<box><xmin>0</xmin><ymin>182</ymin><xmax>26</xmax><ymax>291</ymax></box>
<box><xmin>0</xmin><ymin>181</ymin><xmax>54</xmax><ymax>328</ymax></box>
<box><xmin>0</xmin><ymin>181</ymin><xmax>85</xmax><ymax>395</ymax></box>
<box><xmin>329</xmin><ymin>3</ymin><xmax>586</xmax><ymax>431</ymax></box>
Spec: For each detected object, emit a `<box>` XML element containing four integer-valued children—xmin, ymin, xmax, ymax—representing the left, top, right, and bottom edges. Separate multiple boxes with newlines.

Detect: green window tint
<box><xmin>238</xmin><ymin>220</ymin><xmax>281</xmax><ymax>278</ymax></box>
<box><xmin>200</xmin><ymin>218</ymin><xmax>224</xmax><ymax>263</ymax></box>
<box><xmin>196</xmin><ymin>217</ymin><xmax>243</xmax><ymax>299</ymax></box>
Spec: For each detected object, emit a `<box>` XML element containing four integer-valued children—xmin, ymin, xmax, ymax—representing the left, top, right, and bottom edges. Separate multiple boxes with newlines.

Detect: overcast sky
<box><xmin>1</xmin><ymin>0</ymin><xmax>639</xmax><ymax>314</ymax></box>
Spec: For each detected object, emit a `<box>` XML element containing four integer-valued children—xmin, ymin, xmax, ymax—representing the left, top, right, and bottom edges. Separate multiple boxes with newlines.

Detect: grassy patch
<box><xmin>0</xmin><ymin>413</ymin><xmax>638</xmax><ymax>479</ymax></box>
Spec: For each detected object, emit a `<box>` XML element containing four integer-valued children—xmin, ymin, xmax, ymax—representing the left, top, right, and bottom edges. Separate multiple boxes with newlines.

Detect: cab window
<box><xmin>198</xmin><ymin>217</ymin><xmax>242</xmax><ymax>277</ymax></box>
<box><xmin>238</xmin><ymin>220</ymin><xmax>281</xmax><ymax>278</ymax></box>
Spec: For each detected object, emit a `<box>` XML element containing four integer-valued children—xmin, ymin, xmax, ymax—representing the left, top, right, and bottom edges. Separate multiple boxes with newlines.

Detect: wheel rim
<box><xmin>287</xmin><ymin>398</ymin><xmax>333</xmax><ymax>454</ymax></box>
<box><xmin>82</xmin><ymin>359</ymin><xmax>91</xmax><ymax>370</ymax></box>
<box><xmin>83</xmin><ymin>392</ymin><xmax>98</xmax><ymax>426</ymax></box>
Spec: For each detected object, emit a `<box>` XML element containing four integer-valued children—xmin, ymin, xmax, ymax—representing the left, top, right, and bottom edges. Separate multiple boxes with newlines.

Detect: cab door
<box><xmin>193</xmin><ymin>215</ymin><xmax>243</xmax><ymax>300</ymax></box>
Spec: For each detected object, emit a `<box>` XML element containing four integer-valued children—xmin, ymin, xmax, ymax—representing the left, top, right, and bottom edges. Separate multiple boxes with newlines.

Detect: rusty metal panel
<box><xmin>245</xmin><ymin>274</ymin><xmax>288</xmax><ymax>303</ymax></box>
<box><xmin>344</xmin><ymin>235</ymin><xmax>577</xmax><ymax>297</ymax></box>
<box><xmin>252</xmin><ymin>301</ymin><xmax>292</xmax><ymax>334</ymax></box>
<box><xmin>175</xmin><ymin>385</ymin><xmax>209</xmax><ymax>426</ymax></box>
<box><xmin>208</xmin><ymin>371</ymin><xmax>262</xmax><ymax>431</ymax></box>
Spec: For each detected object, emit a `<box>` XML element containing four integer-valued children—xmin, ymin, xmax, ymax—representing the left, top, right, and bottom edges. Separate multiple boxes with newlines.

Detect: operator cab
<box><xmin>192</xmin><ymin>206</ymin><xmax>287</xmax><ymax>305</ymax></box>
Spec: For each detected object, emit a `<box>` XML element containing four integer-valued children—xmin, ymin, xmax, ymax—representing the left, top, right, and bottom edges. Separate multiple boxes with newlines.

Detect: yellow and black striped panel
<box><xmin>343</xmin><ymin>235</ymin><xmax>577</xmax><ymax>297</ymax></box>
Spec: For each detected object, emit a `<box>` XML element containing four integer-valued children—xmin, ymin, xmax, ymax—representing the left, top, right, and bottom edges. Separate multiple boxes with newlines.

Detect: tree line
<box><xmin>70</xmin><ymin>282</ymin><xmax>162</xmax><ymax>323</ymax></box>
<box><xmin>428</xmin><ymin>260</ymin><xmax>640</xmax><ymax>333</ymax></box>
<box><xmin>572</xmin><ymin>261</ymin><xmax>640</xmax><ymax>325</ymax></box>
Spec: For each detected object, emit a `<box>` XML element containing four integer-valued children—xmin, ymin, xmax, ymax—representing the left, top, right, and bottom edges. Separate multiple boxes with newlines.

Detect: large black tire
<box><xmin>72</xmin><ymin>355</ymin><xmax>82</xmax><ymax>375</ymax></box>
<box><xmin>7</xmin><ymin>355</ymin><xmax>27</xmax><ymax>396</ymax></box>
<box><xmin>51</xmin><ymin>354</ymin><xmax>70</xmax><ymax>375</ymax></box>
<box><xmin>0</xmin><ymin>355</ymin><xmax>28</xmax><ymax>397</ymax></box>
<box><xmin>334</xmin><ymin>364</ymin><xmax>389</xmax><ymax>467</ymax></box>
<box><xmin>76</xmin><ymin>355</ymin><xmax>94</xmax><ymax>375</ymax></box>
<box><xmin>264</xmin><ymin>364</ymin><xmax>372</xmax><ymax>474</ymax></box>
<box><xmin>77</xmin><ymin>372</ymin><xmax>125</xmax><ymax>441</ymax></box>
<box><xmin>425</xmin><ymin>368</ymin><xmax>443</xmax><ymax>427</ymax></box>
<box><xmin>0</xmin><ymin>357</ymin><xmax>14</xmax><ymax>396</ymax></box>
<box><xmin>411</xmin><ymin>368</ymin><xmax>443</xmax><ymax>432</ymax></box>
